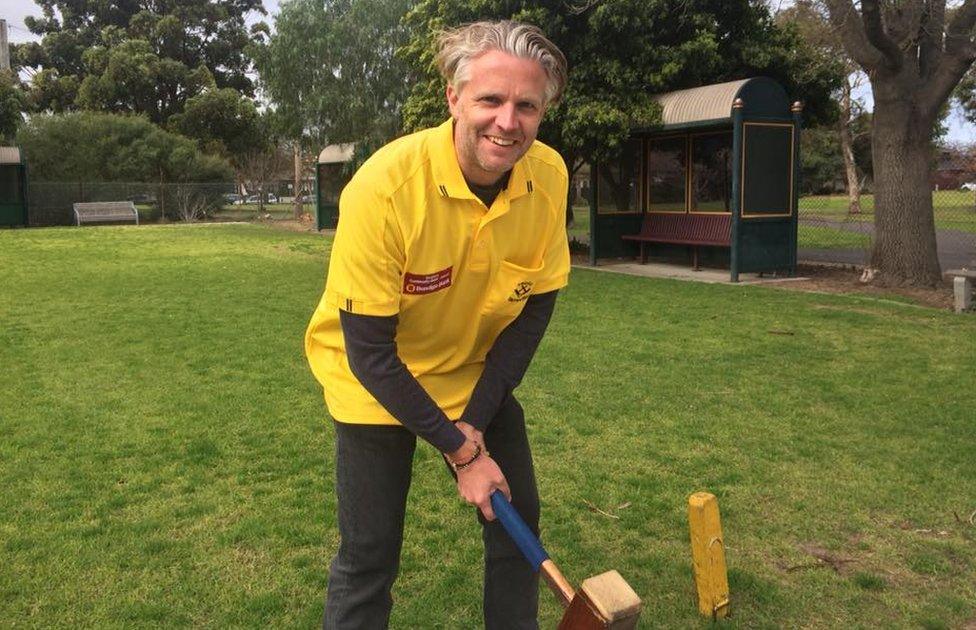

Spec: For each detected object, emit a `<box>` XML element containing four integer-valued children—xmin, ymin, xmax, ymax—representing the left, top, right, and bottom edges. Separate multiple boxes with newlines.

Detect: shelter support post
<box><xmin>790</xmin><ymin>101</ymin><xmax>804</xmax><ymax>276</ymax></box>
<box><xmin>730</xmin><ymin>99</ymin><xmax>745</xmax><ymax>282</ymax></box>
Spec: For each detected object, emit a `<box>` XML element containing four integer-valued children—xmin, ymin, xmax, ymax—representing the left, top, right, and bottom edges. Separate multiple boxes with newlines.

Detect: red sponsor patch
<box><xmin>403</xmin><ymin>266</ymin><xmax>453</xmax><ymax>295</ymax></box>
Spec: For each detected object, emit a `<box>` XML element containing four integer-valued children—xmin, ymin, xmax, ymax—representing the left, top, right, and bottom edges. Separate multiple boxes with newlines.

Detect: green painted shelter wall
<box><xmin>737</xmin><ymin>219</ymin><xmax>793</xmax><ymax>272</ymax></box>
<box><xmin>0</xmin><ymin>165</ymin><xmax>27</xmax><ymax>227</ymax></box>
<box><xmin>742</xmin><ymin>124</ymin><xmax>793</xmax><ymax>216</ymax></box>
<box><xmin>737</xmin><ymin>77</ymin><xmax>790</xmax><ymax>118</ymax></box>
<box><xmin>594</xmin><ymin>213</ymin><xmax>643</xmax><ymax>259</ymax></box>
<box><xmin>316</xmin><ymin>162</ymin><xmax>347</xmax><ymax>230</ymax></box>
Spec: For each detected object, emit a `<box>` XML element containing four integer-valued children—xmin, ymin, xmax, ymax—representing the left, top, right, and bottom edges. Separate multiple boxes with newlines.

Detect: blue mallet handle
<box><xmin>490</xmin><ymin>490</ymin><xmax>549</xmax><ymax>570</ymax></box>
<box><xmin>489</xmin><ymin>490</ymin><xmax>576</xmax><ymax>606</ymax></box>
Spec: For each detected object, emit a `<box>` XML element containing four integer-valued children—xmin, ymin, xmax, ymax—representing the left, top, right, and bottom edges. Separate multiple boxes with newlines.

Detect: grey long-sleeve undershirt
<box><xmin>339</xmin><ymin>290</ymin><xmax>558</xmax><ymax>454</ymax></box>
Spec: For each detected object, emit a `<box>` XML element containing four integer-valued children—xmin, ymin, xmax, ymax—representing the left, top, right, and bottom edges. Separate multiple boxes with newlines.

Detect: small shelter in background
<box><xmin>316</xmin><ymin>143</ymin><xmax>355</xmax><ymax>230</ymax></box>
<box><xmin>588</xmin><ymin>77</ymin><xmax>802</xmax><ymax>281</ymax></box>
<box><xmin>0</xmin><ymin>147</ymin><xmax>28</xmax><ymax>227</ymax></box>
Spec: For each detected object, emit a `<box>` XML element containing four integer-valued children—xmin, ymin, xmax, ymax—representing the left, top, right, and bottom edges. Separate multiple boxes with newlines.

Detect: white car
<box><xmin>245</xmin><ymin>193</ymin><xmax>278</xmax><ymax>204</ymax></box>
<box><xmin>961</xmin><ymin>182</ymin><xmax>976</xmax><ymax>191</ymax></box>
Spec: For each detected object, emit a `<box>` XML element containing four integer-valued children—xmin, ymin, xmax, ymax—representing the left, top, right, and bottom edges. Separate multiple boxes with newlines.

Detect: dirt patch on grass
<box><xmin>255</xmin><ymin>214</ymin><xmax>321</xmax><ymax>233</ymax></box>
<box><xmin>779</xmin><ymin>264</ymin><xmax>954</xmax><ymax>310</ymax></box>
<box><xmin>791</xmin><ymin>542</ymin><xmax>858</xmax><ymax>575</ymax></box>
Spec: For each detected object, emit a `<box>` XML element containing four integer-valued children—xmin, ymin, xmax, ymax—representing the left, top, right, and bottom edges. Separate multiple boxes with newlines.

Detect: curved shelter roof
<box><xmin>318</xmin><ymin>143</ymin><xmax>355</xmax><ymax>164</ymax></box>
<box><xmin>0</xmin><ymin>147</ymin><xmax>22</xmax><ymax>165</ymax></box>
<box><xmin>647</xmin><ymin>77</ymin><xmax>791</xmax><ymax>131</ymax></box>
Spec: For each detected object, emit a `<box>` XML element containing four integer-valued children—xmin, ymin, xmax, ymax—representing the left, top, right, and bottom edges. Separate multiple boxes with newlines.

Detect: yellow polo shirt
<box><xmin>304</xmin><ymin>119</ymin><xmax>570</xmax><ymax>425</ymax></box>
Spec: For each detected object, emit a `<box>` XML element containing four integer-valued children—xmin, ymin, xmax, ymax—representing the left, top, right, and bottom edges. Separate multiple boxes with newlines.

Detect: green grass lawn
<box><xmin>2</xmin><ymin>224</ymin><xmax>974</xmax><ymax>628</ymax></box>
<box><xmin>797</xmin><ymin>224</ymin><xmax>872</xmax><ymax>250</ymax></box>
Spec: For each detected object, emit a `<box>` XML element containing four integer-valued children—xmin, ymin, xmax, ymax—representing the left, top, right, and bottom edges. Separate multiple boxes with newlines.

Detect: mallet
<box><xmin>490</xmin><ymin>491</ymin><xmax>642</xmax><ymax>629</ymax></box>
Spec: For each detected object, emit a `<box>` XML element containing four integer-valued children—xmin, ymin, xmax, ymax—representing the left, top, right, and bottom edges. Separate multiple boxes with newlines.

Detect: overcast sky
<box><xmin>3</xmin><ymin>0</ymin><xmax>974</xmax><ymax>144</ymax></box>
<box><xmin>4</xmin><ymin>0</ymin><xmax>278</xmax><ymax>41</ymax></box>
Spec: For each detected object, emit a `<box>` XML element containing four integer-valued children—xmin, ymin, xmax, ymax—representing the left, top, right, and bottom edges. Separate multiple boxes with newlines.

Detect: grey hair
<box><xmin>435</xmin><ymin>20</ymin><xmax>568</xmax><ymax>106</ymax></box>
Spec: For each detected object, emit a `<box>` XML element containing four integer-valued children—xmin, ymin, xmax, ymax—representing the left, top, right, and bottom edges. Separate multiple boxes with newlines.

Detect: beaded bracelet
<box><xmin>449</xmin><ymin>443</ymin><xmax>483</xmax><ymax>472</ymax></box>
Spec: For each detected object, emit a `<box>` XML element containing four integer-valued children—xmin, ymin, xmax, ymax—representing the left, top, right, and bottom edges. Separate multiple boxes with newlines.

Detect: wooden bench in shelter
<box><xmin>622</xmin><ymin>213</ymin><xmax>731</xmax><ymax>269</ymax></box>
<box><xmin>73</xmin><ymin>201</ymin><xmax>139</xmax><ymax>226</ymax></box>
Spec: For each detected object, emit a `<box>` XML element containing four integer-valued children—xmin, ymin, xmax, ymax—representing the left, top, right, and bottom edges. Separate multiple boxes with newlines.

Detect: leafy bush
<box><xmin>17</xmin><ymin>111</ymin><xmax>233</xmax><ymax>183</ymax></box>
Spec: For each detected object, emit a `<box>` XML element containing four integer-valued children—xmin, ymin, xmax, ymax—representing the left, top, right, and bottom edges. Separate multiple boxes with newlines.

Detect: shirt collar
<box><xmin>430</xmin><ymin>119</ymin><xmax>535</xmax><ymax>203</ymax></box>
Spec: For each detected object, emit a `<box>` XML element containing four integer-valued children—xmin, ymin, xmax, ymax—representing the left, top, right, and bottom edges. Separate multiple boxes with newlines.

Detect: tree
<box><xmin>11</xmin><ymin>0</ymin><xmax>266</xmax><ymax>124</ymax></box>
<box><xmin>801</xmin><ymin>115</ymin><xmax>873</xmax><ymax>195</ymax></box>
<box><xmin>819</xmin><ymin>0</ymin><xmax>976</xmax><ymax>285</ymax></box>
<box><xmin>16</xmin><ymin>112</ymin><xmax>233</xmax><ymax>183</ymax></box>
<box><xmin>400</xmin><ymin>0</ymin><xmax>840</xmax><ymax>223</ymax></box>
<box><xmin>0</xmin><ymin>71</ymin><xmax>29</xmax><ymax>143</ymax></box>
<box><xmin>778</xmin><ymin>1</ymin><xmax>866</xmax><ymax>213</ymax></box>
<box><xmin>168</xmin><ymin>87</ymin><xmax>265</xmax><ymax>162</ymax></box>
<box><xmin>74</xmin><ymin>39</ymin><xmax>217</xmax><ymax>124</ymax></box>
<box><xmin>254</xmin><ymin>0</ymin><xmax>413</xmax><ymax>217</ymax></box>
<box><xmin>256</xmin><ymin>0</ymin><xmax>411</xmax><ymax>146</ymax></box>
<box><xmin>238</xmin><ymin>145</ymin><xmax>289</xmax><ymax>214</ymax></box>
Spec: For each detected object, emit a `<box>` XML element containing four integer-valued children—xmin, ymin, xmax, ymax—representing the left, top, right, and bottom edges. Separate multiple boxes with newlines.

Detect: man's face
<box><xmin>446</xmin><ymin>50</ymin><xmax>548</xmax><ymax>186</ymax></box>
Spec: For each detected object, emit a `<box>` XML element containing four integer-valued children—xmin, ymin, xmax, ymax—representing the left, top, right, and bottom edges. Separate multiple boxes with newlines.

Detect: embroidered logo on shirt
<box><xmin>507</xmin><ymin>281</ymin><xmax>533</xmax><ymax>302</ymax></box>
<box><xmin>403</xmin><ymin>267</ymin><xmax>453</xmax><ymax>295</ymax></box>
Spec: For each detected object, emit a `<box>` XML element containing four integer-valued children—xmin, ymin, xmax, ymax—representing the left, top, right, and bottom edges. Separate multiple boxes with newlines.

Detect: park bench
<box><xmin>73</xmin><ymin>201</ymin><xmax>139</xmax><ymax>226</ymax></box>
<box><xmin>622</xmin><ymin>212</ymin><xmax>731</xmax><ymax>269</ymax></box>
<box><xmin>945</xmin><ymin>268</ymin><xmax>976</xmax><ymax>313</ymax></box>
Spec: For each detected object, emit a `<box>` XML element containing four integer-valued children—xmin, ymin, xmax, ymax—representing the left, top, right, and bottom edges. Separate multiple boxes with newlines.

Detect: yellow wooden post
<box><xmin>688</xmin><ymin>492</ymin><xmax>730</xmax><ymax>619</ymax></box>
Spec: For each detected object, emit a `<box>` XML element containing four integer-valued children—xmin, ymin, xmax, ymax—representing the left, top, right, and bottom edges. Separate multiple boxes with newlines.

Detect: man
<box><xmin>305</xmin><ymin>20</ymin><xmax>569</xmax><ymax>629</ymax></box>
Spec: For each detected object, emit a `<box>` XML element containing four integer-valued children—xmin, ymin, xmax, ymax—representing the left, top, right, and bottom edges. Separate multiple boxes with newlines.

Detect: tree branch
<box><xmin>919</xmin><ymin>0</ymin><xmax>947</xmax><ymax>80</ymax></box>
<box><xmin>884</xmin><ymin>1</ymin><xmax>925</xmax><ymax>51</ymax></box>
<box><xmin>861</xmin><ymin>0</ymin><xmax>904</xmax><ymax>70</ymax></box>
<box><xmin>921</xmin><ymin>0</ymin><xmax>976</xmax><ymax>117</ymax></box>
<box><xmin>821</xmin><ymin>0</ymin><xmax>886</xmax><ymax>70</ymax></box>
<box><xmin>946</xmin><ymin>0</ymin><xmax>976</xmax><ymax>56</ymax></box>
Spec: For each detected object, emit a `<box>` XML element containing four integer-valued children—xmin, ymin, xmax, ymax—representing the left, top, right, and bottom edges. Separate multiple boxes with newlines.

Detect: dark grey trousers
<box><xmin>322</xmin><ymin>395</ymin><xmax>540</xmax><ymax>629</ymax></box>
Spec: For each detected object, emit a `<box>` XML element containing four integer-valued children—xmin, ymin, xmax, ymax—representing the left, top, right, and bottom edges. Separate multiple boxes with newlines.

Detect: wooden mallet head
<box><xmin>490</xmin><ymin>492</ymin><xmax>642</xmax><ymax>629</ymax></box>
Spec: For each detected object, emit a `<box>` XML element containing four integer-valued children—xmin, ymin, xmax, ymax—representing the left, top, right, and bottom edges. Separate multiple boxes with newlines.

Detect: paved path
<box><xmin>798</xmin><ymin>218</ymin><xmax>975</xmax><ymax>269</ymax></box>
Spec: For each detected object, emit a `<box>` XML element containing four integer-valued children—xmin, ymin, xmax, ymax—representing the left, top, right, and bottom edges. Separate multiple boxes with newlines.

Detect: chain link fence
<box><xmin>798</xmin><ymin>187</ymin><xmax>976</xmax><ymax>270</ymax></box>
<box><xmin>25</xmin><ymin>181</ymin><xmax>317</xmax><ymax>227</ymax></box>
<box><xmin>23</xmin><ymin>178</ymin><xmax>976</xmax><ymax>271</ymax></box>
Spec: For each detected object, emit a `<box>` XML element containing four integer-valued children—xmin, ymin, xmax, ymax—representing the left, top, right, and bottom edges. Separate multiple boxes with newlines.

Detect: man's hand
<box><xmin>447</xmin><ymin>433</ymin><xmax>509</xmax><ymax>521</ymax></box>
<box><xmin>455</xmin><ymin>420</ymin><xmax>483</xmax><ymax>448</ymax></box>
<box><xmin>456</xmin><ymin>453</ymin><xmax>510</xmax><ymax>521</ymax></box>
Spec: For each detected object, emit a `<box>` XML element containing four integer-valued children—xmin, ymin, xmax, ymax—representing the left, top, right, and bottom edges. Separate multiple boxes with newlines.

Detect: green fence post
<box><xmin>588</xmin><ymin>163</ymin><xmax>598</xmax><ymax>267</ymax></box>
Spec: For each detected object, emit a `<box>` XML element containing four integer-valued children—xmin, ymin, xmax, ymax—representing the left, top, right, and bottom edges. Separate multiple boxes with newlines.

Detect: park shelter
<box><xmin>315</xmin><ymin>143</ymin><xmax>355</xmax><ymax>230</ymax></box>
<box><xmin>588</xmin><ymin>77</ymin><xmax>801</xmax><ymax>281</ymax></box>
<box><xmin>0</xmin><ymin>147</ymin><xmax>28</xmax><ymax>227</ymax></box>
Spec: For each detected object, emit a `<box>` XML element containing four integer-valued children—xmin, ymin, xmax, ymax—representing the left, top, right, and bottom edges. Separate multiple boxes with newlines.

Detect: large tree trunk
<box><xmin>869</xmin><ymin>90</ymin><xmax>942</xmax><ymax>286</ymax></box>
<box><xmin>838</xmin><ymin>80</ymin><xmax>861</xmax><ymax>214</ymax></box>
